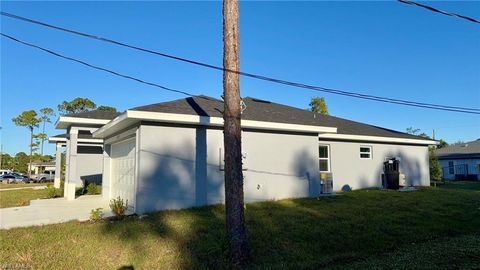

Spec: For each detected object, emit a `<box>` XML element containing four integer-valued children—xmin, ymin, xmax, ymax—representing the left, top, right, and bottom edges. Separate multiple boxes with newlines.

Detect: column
<box><xmin>65</xmin><ymin>129</ymin><xmax>78</xmax><ymax>200</ymax></box>
<box><xmin>54</xmin><ymin>143</ymin><xmax>62</xmax><ymax>188</ymax></box>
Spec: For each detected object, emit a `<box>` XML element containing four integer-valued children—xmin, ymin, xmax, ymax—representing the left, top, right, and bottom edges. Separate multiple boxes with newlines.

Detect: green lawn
<box><xmin>0</xmin><ymin>188</ymin><xmax>50</xmax><ymax>208</ymax></box>
<box><xmin>0</xmin><ymin>185</ymin><xmax>479</xmax><ymax>269</ymax></box>
<box><xmin>440</xmin><ymin>180</ymin><xmax>480</xmax><ymax>191</ymax></box>
<box><xmin>0</xmin><ymin>183</ymin><xmax>46</xmax><ymax>190</ymax></box>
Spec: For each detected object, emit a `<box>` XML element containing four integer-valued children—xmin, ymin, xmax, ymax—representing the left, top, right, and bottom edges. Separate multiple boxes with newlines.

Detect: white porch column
<box><xmin>65</xmin><ymin>129</ymin><xmax>78</xmax><ymax>200</ymax></box>
<box><xmin>54</xmin><ymin>143</ymin><xmax>62</xmax><ymax>188</ymax></box>
<box><xmin>102</xmin><ymin>144</ymin><xmax>111</xmax><ymax>201</ymax></box>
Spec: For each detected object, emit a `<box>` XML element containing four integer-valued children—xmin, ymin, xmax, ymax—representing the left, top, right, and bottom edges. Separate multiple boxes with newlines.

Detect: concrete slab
<box><xmin>0</xmin><ymin>195</ymin><xmax>113</xmax><ymax>229</ymax></box>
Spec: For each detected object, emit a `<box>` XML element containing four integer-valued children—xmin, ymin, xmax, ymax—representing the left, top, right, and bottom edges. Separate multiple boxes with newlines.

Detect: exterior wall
<box><xmin>75</xmin><ymin>153</ymin><xmax>104</xmax><ymax>185</ymax></box>
<box><xmin>135</xmin><ymin>124</ymin><xmax>320</xmax><ymax>214</ymax></box>
<box><xmin>320</xmin><ymin>140</ymin><xmax>430</xmax><ymax>190</ymax></box>
<box><xmin>64</xmin><ymin>126</ymin><xmax>104</xmax><ymax>187</ymax></box>
<box><xmin>136</xmin><ymin>125</ymin><xmax>197</xmax><ymax>213</ymax></box>
<box><xmin>439</xmin><ymin>158</ymin><xmax>480</xmax><ymax>180</ymax></box>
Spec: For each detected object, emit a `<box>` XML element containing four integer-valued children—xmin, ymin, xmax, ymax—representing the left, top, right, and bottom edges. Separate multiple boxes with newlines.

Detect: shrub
<box><xmin>18</xmin><ymin>200</ymin><xmax>27</xmax><ymax>206</ymax></box>
<box><xmin>86</xmin><ymin>183</ymin><xmax>101</xmax><ymax>195</ymax></box>
<box><xmin>110</xmin><ymin>196</ymin><xmax>128</xmax><ymax>218</ymax></box>
<box><xmin>90</xmin><ymin>208</ymin><xmax>103</xmax><ymax>221</ymax></box>
<box><xmin>429</xmin><ymin>148</ymin><xmax>442</xmax><ymax>182</ymax></box>
<box><xmin>46</xmin><ymin>185</ymin><xmax>58</xmax><ymax>199</ymax></box>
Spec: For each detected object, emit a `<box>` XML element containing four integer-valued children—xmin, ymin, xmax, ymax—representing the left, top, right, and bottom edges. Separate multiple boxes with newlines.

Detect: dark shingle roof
<box><xmin>64</xmin><ymin>110</ymin><xmax>121</xmax><ymax>120</ymax></box>
<box><xmin>435</xmin><ymin>140</ymin><xmax>480</xmax><ymax>159</ymax></box>
<box><xmin>132</xmin><ymin>96</ymin><xmax>425</xmax><ymax>140</ymax></box>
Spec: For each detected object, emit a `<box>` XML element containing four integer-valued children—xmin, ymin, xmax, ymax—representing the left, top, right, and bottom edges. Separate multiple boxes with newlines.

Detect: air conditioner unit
<box><xmin>320</xmin><ymin>172</ymin><xmax>333</xmax><ymax>194</ymax></box>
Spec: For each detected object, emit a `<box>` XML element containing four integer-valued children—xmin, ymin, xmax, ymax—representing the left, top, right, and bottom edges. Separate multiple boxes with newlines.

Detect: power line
<box><xmin>398</xmin><ymin>0</ymin><xmax>480</xmax><ymax>24</ymax></box>
<box><xmin>0</xmin><ymin>33</ymin><xmax>196</xmax><ymax>97</ymax></box>
<box><xmin>4</xmin><ymin>33</ymin><xmax>479</xmax><ymax>116</ymax></box>
<box><xmin>1</xmin><ymin>12</ymin><xmax>480</xmax><ymax>114</ymax></box>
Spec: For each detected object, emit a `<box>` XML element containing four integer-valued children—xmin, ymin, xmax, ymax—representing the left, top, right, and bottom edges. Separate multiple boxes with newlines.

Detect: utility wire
<box><xmin>0</xmin><ymin>33</ymin><xmax>196</xmax><ymax>97</ymax></box>
<box><xmin>1</xmin><ymin>11</ymin><xmax>480</xmax><ymax>114</ymax></box>
<box><xmin>398</xmin><ymin>0</ymin><xmax>480</xmax><ymax>24</ymax></box>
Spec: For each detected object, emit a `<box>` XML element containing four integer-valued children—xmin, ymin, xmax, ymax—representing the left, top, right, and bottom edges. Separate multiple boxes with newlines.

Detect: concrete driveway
<box><xmin>0</xmin><ymin>195</ymin><xmax>113</xmax><ymax>229</ymax></box>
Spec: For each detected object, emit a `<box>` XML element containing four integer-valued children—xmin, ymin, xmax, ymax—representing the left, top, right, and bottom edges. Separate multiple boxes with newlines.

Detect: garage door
<box><xmin>111</xmin><ymin>138</ymin><xmax>136</xmax><ymax>211</ymax></box>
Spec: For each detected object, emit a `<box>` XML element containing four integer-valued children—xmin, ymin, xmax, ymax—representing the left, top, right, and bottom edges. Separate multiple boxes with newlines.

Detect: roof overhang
<box><xmin>55</xmin><ymin>116</ymin><xmax>112</xmax><ymax>129</ymax></box>
<box><xmin>48</xmin><ymin>136</ymin><xmax>103</xmax><ymax>144</ymax></box>
<box><xmin>93</xmin><ymin>110</ymin><xmax>338</xmax><ymax>139</ymax></box>
<box><xmin>437</xmin><ymin>153</ymin><xmax>480</xmax><ymax>159</ymax></box>
<box><xmin>318</xmin><ymin>133</ymin><xmax>438</xmax><ymax>146</ymax></box>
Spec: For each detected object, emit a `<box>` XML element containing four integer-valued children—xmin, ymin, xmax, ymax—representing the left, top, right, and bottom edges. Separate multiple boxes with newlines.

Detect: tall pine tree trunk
<box><xmin>29</xmin><ymin>126</ymin><xmax>33</xmax><ymax>179</ymax></box>
<box><xmin>223</xmin><ymin>0</ymin><xmax>248</xmax><ymax>265</ymax></box>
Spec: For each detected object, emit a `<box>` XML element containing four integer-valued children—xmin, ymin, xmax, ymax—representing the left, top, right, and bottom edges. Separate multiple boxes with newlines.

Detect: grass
<box><xmin>0</xmin><ymin>184</ymin><xmax>479</xmax><ymax>269</ymax></box>
<box><xmin>0</xmin><ymin>188</ymin><xmax>50</xmax><ymax>208</ymax></box>
<box><xmin>440</xmin><ymin>180</ymin><xmax>480</xmax><ymax>191</ymax></box>
<box><xmin>0</xmin><ymin>183</ymin><xmax>47</xmax><ymax>190</ymax></box>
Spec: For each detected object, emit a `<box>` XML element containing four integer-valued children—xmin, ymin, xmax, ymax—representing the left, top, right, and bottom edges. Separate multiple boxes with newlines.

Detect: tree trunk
<box><xmin>29</xmin><ymin>127</ymin><xmax>33</xmax><ymax>179</ymax></box>
<box><xmin>223</xmin><ymin>0</ymin><xmax>248</xmax><ymax>266</ymax></box>
<box><xmin>41</xmin><ymin>121</ymin><xmax>45</xmax><ymax>156</ymax></box>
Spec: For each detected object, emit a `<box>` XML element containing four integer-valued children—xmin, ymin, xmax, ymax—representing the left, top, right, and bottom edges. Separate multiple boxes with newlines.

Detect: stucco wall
<box><xmin>135</xmin><ymin>124</ymin><xmax>320</xmax><ymax>214</ymax></box>
<box><xmin>136</xmin><ymin>125</ymin><xmax>197</xmax><ymax>213</ymax></box>
<box><xmin>74</xmin><ymin>153</ymin><xmax>104</xmax><ymax>185</ymax></box>
<box><xmin>320</xmin><ymin>140</ymin><xmax>430</xmax><ymax>190</ymax></box>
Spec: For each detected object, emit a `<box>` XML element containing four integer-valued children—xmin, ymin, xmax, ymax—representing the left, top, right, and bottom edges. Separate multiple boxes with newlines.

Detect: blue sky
<box><xmin>1</xmin><ymin>1</ymin><xmax>479</xmax><ymax>156</ymax></box>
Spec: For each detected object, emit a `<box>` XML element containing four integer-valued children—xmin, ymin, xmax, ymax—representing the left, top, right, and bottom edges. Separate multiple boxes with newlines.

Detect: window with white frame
<box><xmin>360</xmin><ymin>146</ymin><xmax>372</xmax><ymax>159</ymax></box>
<box><xmin>319</xmin><ymin>144</ymin><xmax>330</xmax><ymax>172</ymax></box>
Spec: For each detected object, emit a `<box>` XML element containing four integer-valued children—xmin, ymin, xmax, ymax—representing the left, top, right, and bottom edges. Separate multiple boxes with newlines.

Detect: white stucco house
<box><xmin>52</xmin><ymin>96</ymin><xmax>436</xmax><ymax>214</ymax></box>
<box><xmin>49</xmin><ymin>110</ymin><xmax>120</xmax><ymax>189</ymax></box>
<box><xmin>436</xmin><ymin>140</ymin><xmax>480</xmax><ymax>181</ymax></box>
<box><xmin>28</xmin><ymin>161</ymin><xmax>56</xmax><ymax>175</ymax></box>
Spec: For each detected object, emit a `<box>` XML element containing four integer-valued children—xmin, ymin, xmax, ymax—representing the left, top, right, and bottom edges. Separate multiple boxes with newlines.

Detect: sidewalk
<box><xmin>0</xmin><ymin>195</ymin><xmax>113</xmax><ymax>229</ymax></box>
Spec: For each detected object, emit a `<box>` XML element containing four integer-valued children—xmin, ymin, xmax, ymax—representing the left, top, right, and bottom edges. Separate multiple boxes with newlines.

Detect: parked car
<box><xmin>0</xmin><ymin>174</ymin><xmax>25</xmax><ymax>184</ymax></box>
<box><xmin>11</xmin><ymin>172</ymin><xmax>31</xmax><ymax>182</ymax></box>
<box><xmin>0</xmin><ymin>169</ymin><xmax>12</xmax><ymax>176</ymax></box>
<box><xmin>32</xmin><ymin>173</ymin><xmax>54</xmax><ymax>183</ymax></box>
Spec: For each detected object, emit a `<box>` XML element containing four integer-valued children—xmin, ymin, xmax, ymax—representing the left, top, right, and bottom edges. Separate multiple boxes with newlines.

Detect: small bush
<box><xmin>110</xmin><ymin>196</ymin><xmax>128</xmax><ymax>218</ymax></box>
<box><xmin>46</xmin><ymin>185</ymin><xmax>58</xmax><ymax>199</ymax></box>
<box><xmin>18</xmin><ymin>200</ymin><xmax>27</xmax><ymax>206</ymax></box>
<box><xmin>90</xmin><ymin>208</ymin><xmax>103</xmax><ymax>221</ymax></box>
<box><xmin>86</xmin><ymin>183</ymin><xmax>101</xmax><ymax>195</ymax></box>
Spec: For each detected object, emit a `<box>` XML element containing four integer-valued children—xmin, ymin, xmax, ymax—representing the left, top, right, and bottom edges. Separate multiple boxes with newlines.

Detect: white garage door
<box><xmin>110</xmin><ymin>138</ymin><xmax>136</xmax><ymax>211</ymax></box>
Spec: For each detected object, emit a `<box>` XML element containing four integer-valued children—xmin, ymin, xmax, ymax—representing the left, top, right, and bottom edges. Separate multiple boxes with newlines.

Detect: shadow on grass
<box><xmin>99</xmin><ymin>188</ymin><xmax>480</xmax><ymax>269</ymax></box>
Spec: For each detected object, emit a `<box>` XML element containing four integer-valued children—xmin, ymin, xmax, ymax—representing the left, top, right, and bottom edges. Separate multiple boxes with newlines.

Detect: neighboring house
<box><xmin>48</xmin><ymin>110</ymin><xmax>121</xmax><ymax>189</ymax></box>
<box><xmin>436</xmin><ymin>140</ymin><xmax>480</xmax><ymax>181</ymax></box>
<box><xmin>28</xmin><ymin>161</ymin><xmax>56</xmax><ymax>175</ymax></box>
<box><xmin>83</xmin><ymin>96</ymin><xmax>436</xmax><ymax>214</ymax></box>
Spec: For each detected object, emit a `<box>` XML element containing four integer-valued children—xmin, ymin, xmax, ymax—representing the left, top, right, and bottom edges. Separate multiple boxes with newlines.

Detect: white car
<box><xmin>0</xmin><ymin>169</ymin><xmax>12</xmax><ymax>176</ymax></box>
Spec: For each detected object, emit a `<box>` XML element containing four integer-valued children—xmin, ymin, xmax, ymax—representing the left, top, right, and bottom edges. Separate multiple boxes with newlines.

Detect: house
<box><xmin>49</xmin><ymin>110</ymin><xmax>121</xmax><ymax>189</ymax></box>
<box><xmin>81</xmin><ymin>96</ymin><xmax>436</xmax><ymax>214</ymax></box>
<box><xmin>28</xmin><ymin>161</ymin><xmax>56</xmax><ymax>175</ymax></box>
<box><xmin>435</xmin><ymin>140</ymin><xmax>480</xmax><ymax>181</ymax></box>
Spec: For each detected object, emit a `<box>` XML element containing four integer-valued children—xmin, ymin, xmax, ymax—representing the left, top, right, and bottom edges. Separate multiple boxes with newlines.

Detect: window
<box><xmin>77</xmin><ymin>146</ymin><xmax>103</xmax><ymax>154</ymax></box>
<box><xmin>448</xmin><ymin>161</ymin><xmax>454</xmax><ymax>174</ymax></box>
<box><xmin>319</xmin><ymin>145</ymin><xmax>330</xmax><ymax>172</ymax></box>
<box><xmin>360</xmin><ymin>146</ymin><xmax>372</xmax><ymax>159</ymax></box>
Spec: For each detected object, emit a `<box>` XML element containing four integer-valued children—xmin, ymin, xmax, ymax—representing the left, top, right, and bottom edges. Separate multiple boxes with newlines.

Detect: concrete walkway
<box><xmin>0</xmin><ymin>195</ymin><xmax>113</xmax><ymax>229</ymax></box>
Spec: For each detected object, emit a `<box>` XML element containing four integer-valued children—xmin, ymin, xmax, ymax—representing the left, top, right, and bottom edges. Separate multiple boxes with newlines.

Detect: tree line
<box><xmin>3</xmin><ymin>98</ymin><xmax>116</xmax><ymax>174</ymax></box>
